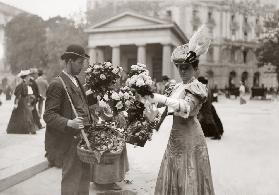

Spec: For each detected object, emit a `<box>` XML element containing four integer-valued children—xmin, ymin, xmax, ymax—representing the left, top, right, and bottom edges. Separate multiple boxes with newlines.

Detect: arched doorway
<box><xmin>253</xmin><ymin>72</ymin><xmax>260</xmax><ymax>87</ymax></box>
<box><xmin>241</xmin><ymin>71</ymin><xmax>248</xmax><ymax>84</ymax></box>
<box><xmin>229</xmin><ymin>71</ymin><xmax>236</xmax><ymax>88</ymax></box>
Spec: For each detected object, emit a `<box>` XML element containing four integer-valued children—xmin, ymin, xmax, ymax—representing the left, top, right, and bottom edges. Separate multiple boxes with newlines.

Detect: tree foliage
<box><xmin>5</xmin><ymin>13</ymin><xmax>47</xmax><ymax>74</ymax></box>
<box><xmin>45</xmin><ymin>16</ymin><xmax>88</xmax><ymax>79</ymax></box>
<box><xmin>5</xmin><ymin>14</ymin><xmax>88</xmax><ymax>80</ymax></box>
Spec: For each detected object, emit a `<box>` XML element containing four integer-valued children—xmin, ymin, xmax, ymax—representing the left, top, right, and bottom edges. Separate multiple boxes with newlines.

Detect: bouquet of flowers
<box><xmin>85</xmin><ymin>62</ymin><xmax>123</xmax><ymax>96</ymax></box>
<box><xmin>125</xmin><ymin>101</ymin><xmax>159</xmax><ymax>146</ymax></box>
<box><xmin>97</xmin><ymin>86</ymin><xmax>135</xmax><ymax>117</ymax></box>
<box><xmin>126</xmin><ymin>63</ymin><xmax>154</xmax><ymax>97</ymax></box>
<box><xmin>125</xmin><ymin>63</ymin><xmax>160</xmax><ymax>147</ymax></box>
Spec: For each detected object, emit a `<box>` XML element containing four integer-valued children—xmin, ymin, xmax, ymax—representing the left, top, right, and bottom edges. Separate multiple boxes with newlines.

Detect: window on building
<box><xmin>231</xmin><ymin>49</ymin><xmax>235</xmax><ymax>63</ymax></box>
<box><xmin>193</xmin><ymin>9</ymin><xmax>198</xmax><ymax>17</ymax></box>
<box><xmin>193</xmin><ymin>25</ymin><xmax>198</xmax><ymax>31</ymax></box>
<box><xmin>231</xmin><ymin>14</ymin><xmax>235</xmax><ymax>22</ymax></box>
<box><xmin>256</xmin><ymin>18</ymin><xmax>259</xmax><ymax>24</ymax></box>
<box><xmin>244</xmin><ymin>31</ymin><xmax>248</xmax><ymax>39</ymax></box>
<box><xmin>244</xmin><ymin>16</ymin><xmax>248</xmax><ymax>24</ymax></box>
<box><xmin>207</xmin><ymin>47</ymin><xmax>214</xmax><ymax>62</ymax></box>
<box><xmin>232</xmin><ymin>29</ymin><xmax>236</xmax><ymax>36</ymax></box>
<box><xmin>208</xmin><ymin>11</ymin><xmax>212</xmax><ymax>20</ymax></box>
<box><xmin>166</xmin><ymin>10</ymin><xmax>172</xmax><ymax>19</ymax></box>
<box><xmin>243</xmin><ymin>50</ymin><xmax>247</xmax><ymax>64</ymax></box>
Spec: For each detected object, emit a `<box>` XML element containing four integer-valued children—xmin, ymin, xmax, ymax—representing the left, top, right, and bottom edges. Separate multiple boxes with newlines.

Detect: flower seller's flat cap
<box><xmin>61</xmin><ymin>44</ymin><xmax>89</xmax><ymax>60</ymax></box>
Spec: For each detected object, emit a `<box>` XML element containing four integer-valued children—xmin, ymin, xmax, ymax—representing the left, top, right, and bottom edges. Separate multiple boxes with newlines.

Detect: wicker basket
<box><xmin>77</xmin><ymin>141</ymin><xmax>124</xmax><ymax>164</ymax></box>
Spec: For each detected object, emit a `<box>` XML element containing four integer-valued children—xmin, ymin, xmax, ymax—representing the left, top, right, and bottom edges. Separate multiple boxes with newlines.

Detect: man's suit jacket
<box><xmin>44</xmin><ymin>71</ymin><xmax>91</xmax><ymax>167</ymax></box>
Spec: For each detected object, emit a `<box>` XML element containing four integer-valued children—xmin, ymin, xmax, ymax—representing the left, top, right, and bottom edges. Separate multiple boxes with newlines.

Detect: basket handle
<box><xmin>58</xmin><ymin>76</ymin><xmax>92</xmax><ymax>152</ymax></box>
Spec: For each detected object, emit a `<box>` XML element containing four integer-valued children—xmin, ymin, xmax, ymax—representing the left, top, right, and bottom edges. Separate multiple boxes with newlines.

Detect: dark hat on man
<box><xmin>61</xmin><ymin>44</ymin><xmax>89</xmax><ymax>60</ymax></box>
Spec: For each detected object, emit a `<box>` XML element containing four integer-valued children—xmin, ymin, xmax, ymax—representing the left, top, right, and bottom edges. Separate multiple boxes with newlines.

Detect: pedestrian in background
<box><xmin>239</xmin><ymin>81</ymin><xmax>247</xmax><ymax>104</ymax></box>
<box><xmin>36</xmin><ymin>69</ymin><xmax>49</xmax><ymax>118</ymax></box>
<box><xmin>6</xmin><ymin>70</ymin><xmax>37</xmax><ymax>134</ymax></box>
<box><xmin>29</xmin><ymin>68</ymin><xmax>44</xmax><ymax>129</ymax></box>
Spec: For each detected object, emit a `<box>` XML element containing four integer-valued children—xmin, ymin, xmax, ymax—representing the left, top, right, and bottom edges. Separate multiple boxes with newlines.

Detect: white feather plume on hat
<box><xmin>188</xmin><ymin>24</ymin><xmax>211</xmax><ymax>57</ymax></box>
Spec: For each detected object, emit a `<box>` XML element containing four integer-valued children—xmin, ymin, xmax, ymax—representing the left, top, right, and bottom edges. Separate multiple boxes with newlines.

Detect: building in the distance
<box><xmin>86</xmin><ymin>0</ymin><xmax>277</xmax><ymax>89</ymax></box>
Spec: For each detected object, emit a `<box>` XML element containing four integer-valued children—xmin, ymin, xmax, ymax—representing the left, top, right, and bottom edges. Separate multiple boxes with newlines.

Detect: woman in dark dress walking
<box><xmin>6</xmin><ymin>70</ymin><xmax>37</xmax><ymax>134</ymax></box>
<box><xmin>197</xmin><ymin>76</ymin><xmax>223</xmax><ymax>139</ymax></box>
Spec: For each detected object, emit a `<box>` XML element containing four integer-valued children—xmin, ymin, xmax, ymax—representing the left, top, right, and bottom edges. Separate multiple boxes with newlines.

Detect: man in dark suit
<box><xmin>44</xmin><ymin>44</ymin><xmax>91</xmax><ymax>195</ymax></box>
<box><xmin>29</xmin><ymin>68</ymin><xmax>43</xmax><ymax>129</ymax></box>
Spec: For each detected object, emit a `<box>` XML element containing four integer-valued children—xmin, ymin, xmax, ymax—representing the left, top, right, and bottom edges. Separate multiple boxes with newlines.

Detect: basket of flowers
<box><xmin>77</xmin><ymin>62</ymin><xmax>133</xmax><ymax>164</ymax></box>
<box><xmin>77</xmin><ymin>122</ymin><xmax>125</xmax><ymax>164</ymax></box>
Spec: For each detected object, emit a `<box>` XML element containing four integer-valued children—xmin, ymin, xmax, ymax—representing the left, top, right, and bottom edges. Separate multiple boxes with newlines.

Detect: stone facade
<box><xmin>87</xmin><ymin>0</ymin><xmax>277</xmax><ymax>88</ymax></box>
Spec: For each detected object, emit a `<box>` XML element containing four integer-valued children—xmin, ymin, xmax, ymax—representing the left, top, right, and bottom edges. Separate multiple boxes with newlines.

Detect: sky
<box><xmin>1</xmin><ymin>0</ymin><xmax>279</xmax><ymax>20</ymax></box>
<box><xmin>2</xmin><ymin>0</ymin><xmax>87</xmax><ymax>19</ymax></box>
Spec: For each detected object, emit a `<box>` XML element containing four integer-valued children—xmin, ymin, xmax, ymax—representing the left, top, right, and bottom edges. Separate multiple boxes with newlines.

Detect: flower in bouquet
<box><xmin>129</xmin><ymin>63</ymin><xmax>149</xmax><ymax>77</ymax></box>
<box><xmin>126</xmin><ymin>72</ymin><xmax>154</xmax><ymax>97</ymax></box>
<box><xmin>85</xmin><ymin>62</ymin><xmax>123</xmax><ymax>96</ymax></box>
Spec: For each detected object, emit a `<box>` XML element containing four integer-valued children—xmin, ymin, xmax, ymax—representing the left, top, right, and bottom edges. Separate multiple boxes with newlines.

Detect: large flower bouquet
<box><xmin>97</xmin><ymin>86</ymin><xmax>135</xmax><ymax>117</ymax></box>
<box><xmin>85</xmin><ymin>62</ymin><xmax>123</xmax><ymax>96</ymax></box>
<box><xmin>125</xmin><ymin>100</ymin><xmax>159</xmax><ymax>146</ymax></box>
<box><xmin>126</xmin><ymin>63</ymin><xmax>154</xmax><ymax>97</ymax></box>
<box><xmin>125</xmin><ymin>63</ymin><xmax>160</xmax><ymax>147</ymax></box>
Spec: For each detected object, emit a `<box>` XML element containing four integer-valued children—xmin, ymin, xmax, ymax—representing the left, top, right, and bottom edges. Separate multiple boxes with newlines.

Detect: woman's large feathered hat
<box><xmin>171</xmin><ymin>25</ymin><xmax>211</xmax><ymax>64</ymax></box>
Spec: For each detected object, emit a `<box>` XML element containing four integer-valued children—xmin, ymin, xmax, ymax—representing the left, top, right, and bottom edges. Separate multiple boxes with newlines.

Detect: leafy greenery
<box><xmin>5</xmin><ymin>13</ymin><xmax>47</xmax><ymax>73</ymax></box>
<box><xmin>5</xmin><ymin>14</ymin><xmax>87</xmax><ymax>80</ymax></box>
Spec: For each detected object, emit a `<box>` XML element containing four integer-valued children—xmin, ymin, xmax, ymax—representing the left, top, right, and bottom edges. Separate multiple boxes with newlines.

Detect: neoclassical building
<box><xmin>87</xmin><ymin>0</ymin><xmax>278</xmax><ymax>88</ymax></box>
<box><xmin>86</xmin><ymin>12</ymin><xmax>187</xmax><ymax>81</ymax></box>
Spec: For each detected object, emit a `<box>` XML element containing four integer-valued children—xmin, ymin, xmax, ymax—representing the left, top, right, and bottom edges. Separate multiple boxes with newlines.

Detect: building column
<box><xmin>89</xmin><ymin>47</ymin><xmax>97</xmax><ymax>65</ymax></box>
<box><xmin>137</xmin><ymin>44</ymin><xmax>146</xmax><ymax>64</ymax></box>
<box><xmin>162</xmin><ymin>44</ymin><xmax>173</xmax><ymax>78</ymax></box>
<box><xmin>112</xmin><ymin>45</ymin><xmax>120</xmax><ymax>66</ymax></box>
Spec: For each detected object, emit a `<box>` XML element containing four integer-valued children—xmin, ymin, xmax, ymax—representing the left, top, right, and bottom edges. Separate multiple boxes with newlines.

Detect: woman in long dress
<box><xmin>6</xmin><ymin>70</ymin><xmax>37</xmax><ymax>134</ymax></box>
<box><xmin>147</xmin><ymin>39</ymin><xmax>215</xmax><ymax>194</ymax></box>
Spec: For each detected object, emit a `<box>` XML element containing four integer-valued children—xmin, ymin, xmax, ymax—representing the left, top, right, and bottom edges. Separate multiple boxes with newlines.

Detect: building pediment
<box><xmin>87</xmin><ymin>11</ymin><xmax>168</xmax><ymax>30</ymax></box>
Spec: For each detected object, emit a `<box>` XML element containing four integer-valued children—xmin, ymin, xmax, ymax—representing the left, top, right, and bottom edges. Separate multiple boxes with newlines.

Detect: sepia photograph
<box><xmin>0</xmin><ymin>0</ymin><xmax>279</xmax><ymax>194</ymax></box>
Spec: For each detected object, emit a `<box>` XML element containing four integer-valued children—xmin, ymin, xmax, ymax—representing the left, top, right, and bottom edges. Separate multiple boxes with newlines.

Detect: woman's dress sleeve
<box><xmin>153</xmin><ymin>81</ymin><xmax>208</xmax><ymax>118</ymax></box>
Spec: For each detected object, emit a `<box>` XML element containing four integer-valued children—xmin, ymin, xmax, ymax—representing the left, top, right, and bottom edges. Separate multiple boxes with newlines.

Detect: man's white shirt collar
<box><xmin>62</xmin><ymin>70</ymin><xmax>78</xmax><ymax>87</ymax></box>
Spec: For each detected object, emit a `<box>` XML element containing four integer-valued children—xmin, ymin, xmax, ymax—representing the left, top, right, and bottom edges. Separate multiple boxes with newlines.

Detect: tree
<box><xmin>5</xmin><ymin>13</ymin><xmax>47</xmax><ymax>74</ymax></box>
<box><xmin>256</xmin><ymin>11</ymin><xmax>279</xmax><ymax>82</ymax></box>
<box><xmin>45</xmin><ymin>16</ymin><xmax>88</xmax><ymax>79</ymax></box>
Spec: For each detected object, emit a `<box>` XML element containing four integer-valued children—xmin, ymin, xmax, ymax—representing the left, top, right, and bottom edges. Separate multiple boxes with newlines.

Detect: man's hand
<box><xmin>67</xmin><ymin>117</ymin><xmax>84</xmax><ymax>130</ymax></box>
